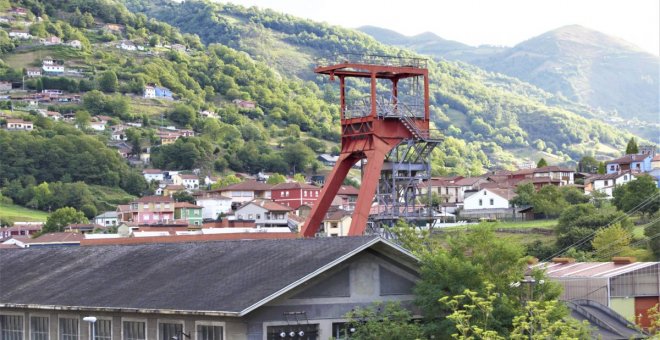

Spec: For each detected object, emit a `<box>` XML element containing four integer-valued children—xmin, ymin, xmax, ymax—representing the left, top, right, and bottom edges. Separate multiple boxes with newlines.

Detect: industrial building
<box><xmin>0</xmin><ymin>236</ymin><xmax>419</xmax><ymax>340</ymax></box>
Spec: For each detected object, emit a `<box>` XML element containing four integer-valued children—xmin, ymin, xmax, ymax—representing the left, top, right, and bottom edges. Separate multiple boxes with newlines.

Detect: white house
<box><xmin>215</xmin><ymin>180</ymin><xmax>273</xmax><ymax>205</ymax></box>
<box><xmin>173</xmin><ymin>174</ymin><xmax>199</xmax><ymax>190</ymax></box>
<box><xmin>68</xmin><ymin>40</ymin><xmax>82</xmax><ymax>49</ymax></box>
<box><xmin>463</xmin><ymin>188</ymin><xmax>515</xmax><ymax>210</ymax></box>
<box><xmin>26</xmin><ymin>68</ymin><xmax>41</xmax><ymax>77</ymax></box>
<box><xmin>194</xmin><ymin>191</ymin><xmax>232</xmax><ymax>220</ymax></box>
<box><xmin>118</xmin><ymin>40</ymin><xmax>137</xmax><ymax>51</ymax></box>
<box><xmin>585</xmin><ymin>172</ymin><xmax>636</xmax><ymax>198</ymax></box>
<box><xmin>5</xmin><ymin>119</ymin><xmax>33</xmax><ymax>131</ymax></box>
<box><xmin>88</xmin><ymin>120</ymin><xmax>105</xmax><ymax>131</ymax></box>
<box><xmin>234</xmin><ymin>199</ymin><xmax>292</xmax><ymax>228</ymax></box>
<box><xmin>9</xmin><ymin>31</ymin><xmax>31</xmax><ymax>39</ymax></box>
<box><xmin>94</xmin><ymin>211</ymin><xmax>119</xmax><ymax>227</ymax></box>
<box><xmin>142</xmin><ymin>169</ymin><xmax>164</xmax><ymax>183</ymax></box>
<box><xmin>143</xmin><ymin>85</ymin><xmax>156</xmax><ymax>98</ymax></box>
<box><xmin>42</xmin><ymin>57</ymin><xmax>55</xmax><ymax>66</ymax></box>
<box><xmin>42</xmin><ymin>64</ymin><xmax>64</xmax><ymax>73</ymax></box>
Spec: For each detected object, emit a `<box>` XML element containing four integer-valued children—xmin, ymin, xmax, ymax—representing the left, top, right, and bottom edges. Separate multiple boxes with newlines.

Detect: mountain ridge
<box><xmin>360</xmin><ymin>24</ymin><xmax>660</xmax><ymax>124</ymax></box>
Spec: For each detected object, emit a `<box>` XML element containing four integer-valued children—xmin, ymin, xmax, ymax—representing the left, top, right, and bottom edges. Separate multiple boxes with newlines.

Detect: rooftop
<box><xmin>240</xmin><ymin>199</ymin><xmax>293</xmax><ymax>212</ymax></box>
<box><xmin>218</xmin><ymin>180</ymin><xmax>272</xmax><ymax>192</ymax></box>
<box><xmin>606</xmin><ymin>154</ymin><xmax>651</xmax><ymax>164</ymax></box>
<box><xmin>536</xmin><ymin>261</ymin><xmax>659</xmax><ymax>279</ymax></box>
<box><xmin>0</xmin><ymin>236</ymin><xmax>414</xmax><ymax>315</ymax></box>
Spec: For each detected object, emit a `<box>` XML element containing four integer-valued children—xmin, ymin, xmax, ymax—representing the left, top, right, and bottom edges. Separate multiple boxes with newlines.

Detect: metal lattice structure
<box><xmin>301</xmin><ymin>55</ymin><xmax>441</xmax><ymax>237</ymax></box>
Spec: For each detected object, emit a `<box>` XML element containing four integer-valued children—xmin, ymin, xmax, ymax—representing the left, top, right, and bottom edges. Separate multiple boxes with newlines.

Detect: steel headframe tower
<box><xmin>301</xmin><ymin>55</ymin><xmax>441</xmax><ymax>237</ymax></box>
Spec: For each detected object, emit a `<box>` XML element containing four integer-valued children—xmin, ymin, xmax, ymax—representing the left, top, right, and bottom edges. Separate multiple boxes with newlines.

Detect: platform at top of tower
<box><xmin>315</xmin><ymin>54</ymin><xmax>428</xmax><ymax>78</ymax></box>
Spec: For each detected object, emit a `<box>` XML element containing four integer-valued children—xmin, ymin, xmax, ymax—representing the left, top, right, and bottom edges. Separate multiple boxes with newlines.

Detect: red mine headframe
<box><xmin>301</xmin><ymin>55</ymin><xmax>436</xmax><ymax>237</ymax></box>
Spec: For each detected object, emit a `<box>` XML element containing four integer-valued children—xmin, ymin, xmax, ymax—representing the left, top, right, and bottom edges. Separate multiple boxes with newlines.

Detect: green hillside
<box><xmin>0</xmin><ymin>202</ymin><xmax>50</xmax><ymax>222</ymax></box>
<box><xmin>125</xmin><ymin>0</ymin><xmax>635</xmax><ymax>172</ymax></box>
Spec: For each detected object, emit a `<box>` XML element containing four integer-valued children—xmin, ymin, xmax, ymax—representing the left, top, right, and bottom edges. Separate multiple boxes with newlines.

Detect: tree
<box><xmin>612</xmin><ymin>175</ymin><xmax>660</xmax><ymax>217</ymax></box>
<box><xmin>536</xmin><ymin>158</ymin><xmax>548</xmax><ymax>168</ymax></box>
<box><xmin>211</xmin><ymin>174</ymin><xmax>241</xmax><ymax>189</ymax></box>
<box><xmin>625</xmin><ymin>137</ymin><xmax>639</xmax><ymax>155</ymax></box>
<box><xmin>555</xmin><ymin>204</ymin><xmax>632</xmax><ymax>251</ymax></box>
<box><xmin>74</xmin><ymin>110</ymin><xmax>91</xmax><ymax>130</ymax></box>
<box><xmin>43</xmin><ymin>207</ymin><xmax>88</xmax><ymax>233</ymax></box>
<box><xmin>345</xmin><ymin>302</ymin><xmax>424</xmax><ymax>340</ymax></box>
<box><xmin>597</xmin><ymin>162</ymin><xmax>606</xmax><ymax>174</ymax></box>
<box><xmin>172</xmin><ymin>191</ymin><xmax>195</xmax><ymax>204</ymax></box>
<box><xmin>591</xmin><ymin>223</ymin><xmax>632</xmax><ymax>260</ymax></box>
<box><xmin>293</xmin><ymin>173</ymin><xmax>306</xmax><ymax>183</ymax></box>
<box><xmin>532</xmin><ymin>185</ymin><xmax>568</xmax><ymax>217</ymax></box>
<box><xmin>646</xmin><ymin>218</ymin><xmax>660</xmax><ymax>259</ymax></box>
<box><xmin>413</xmin><ymin>225</ymin><xmax>561</xmax><ymax>338</ymax></box>
<box><xmin>267</xmin><ymin>173</ymin><xmax>286</xmax><ymax>185</ymax></box>
<box><xmin>440</xmin><ymin>285</ymin><xmax>591</xmax><ymax>339</ymax></box>
<box><xmin>281</xmin><ymin>142</ymin><xmax>314</xmax><ymax>173</ymax></box>
<box><xmin>168</xmin><ymin>104</ymin><xmax>196</xmax><ymax>126</ymax></box>
<box><xmin>98</xmin><ymin>71</ymin><xmax>118</xmax><ymax>93</ymax></box>
<box><xmin>577</xmin><ymin>156</ymin><xmax>599</xmax><ymax>173</ymax></box>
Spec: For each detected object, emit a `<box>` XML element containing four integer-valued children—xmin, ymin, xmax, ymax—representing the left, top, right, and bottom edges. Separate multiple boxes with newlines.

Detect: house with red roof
<box><xmin>234</xmin><ymin>199</ymin><xmax>292</xmax><ymax>228</ymax></box>
<box><xmin>270</xmin><ymin>182</ymin><xmax>322</xmax><ymax>209</ymax></box>
<box><xmin>606</xmin><ymin>154</ymin><xmax>653</xmax><ymax>174</ymax></box>
<box><xmin>174</xmin><ymin>202</ymin><xmax>203</xmax><ymax>226</ymax></box>
<box><xmin>214</xmin><ymin>180</ymin><xmax>273</xmax><ymax>205</ymax></box>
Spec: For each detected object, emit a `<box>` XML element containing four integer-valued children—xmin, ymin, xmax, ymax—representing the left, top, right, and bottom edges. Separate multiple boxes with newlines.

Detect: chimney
<box><xmin>551</xmin><ymin>257</ymin><xmax>575</xmax><ymax>264</ymax></box>
<box><xmin>612</xmin><ymin>257</ymin><xmax>635</xmax><ymax>264</ymax></box>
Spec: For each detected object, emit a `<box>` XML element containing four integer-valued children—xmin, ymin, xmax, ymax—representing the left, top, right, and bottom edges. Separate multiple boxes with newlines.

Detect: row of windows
<box><xmin>0</xmin><ymin>315</ymin><xmax>223</xmax><ymax>340</ymax></box>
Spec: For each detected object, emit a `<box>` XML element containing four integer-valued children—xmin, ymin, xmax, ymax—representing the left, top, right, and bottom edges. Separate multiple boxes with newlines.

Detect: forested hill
<box><xmin>360</xmin><ymin>24</ymin><xmax>660</xmax><ymax>124</ymax></box>
<box><xmin>125</xmin><ymin>0</ymin><xmax>635</xmax><ymax>170</ymax></box>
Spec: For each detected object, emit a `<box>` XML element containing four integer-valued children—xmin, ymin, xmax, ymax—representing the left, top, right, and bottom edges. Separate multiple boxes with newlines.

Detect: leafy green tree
<box><xmin>625</xmin><ymin>137</ymin><xmax>639</xmax><ymax>154</ymax></box>
<box><xmin>559</xmin><ymin>186</ymin><xmax>589</xmax><ymax>205</ymax></box>
<box><xmin>267</xmin><ymin>173</ymin><xmax>286</xmax><ymax>185</ymax></box>
<box><xmin>536</xmin><ymin>158</ymin><xmax>548</xmax><ymax>168</ymax></box>
<box><xmin>345</xmin><ymin>302</ymin><xmax>424</xmax><ymax>340</ymax></box>
<box><xmin>440</xmin><ymin>285</ymin><xmax>591</xmax><ymax>339</ymax></box>
<box><xmin>74</xmin><ymin>110</ymin><xmax>91</xmax><ymax>130</ymax></box>
<box><xmin>577</xmin><ymin>156</ymin><xmax>599</xmax><ymax>173</ymax></box>
<box><xmin>211</xmin><ymin>174</ymin><xmax>241</xmax><ymax>189</ymax></box>
<box><xmin>612</xmin><ymin>175</ymin><xmax>660</xmax><ymax>217</ymax></box>
<box><xmin>532</xmin><ymin>185</ymin><xmax>568</xmax><ymax>217</ymax></box>
<box><xmin>511</xmin><ymin>183</ymin><xmax>535</xmax><ymax>207</ymax></box>
<box><xmin>293</xmin><ymin>173</ymin><xmax>306</xmax><ymax>183</ymax></box>
<box><xmin>168</xmin><ymin>103</ymin><xmax>196</xmax><ymax>126</ymax></box>
<box><xmin>172</xmin><ymin>191</ymin><xmax>195</xmax><ymax>203</ymax></box>
<box><xmin>597</xmin><ymin>162</ymin><xmax>606</xmax><ymax>174</ymax></box>
<box><xmin>281</xmin><ymin>142</ymin><xmax>315</xmax><ymax>173</ymax></box>
<box><xmin>591</xmin><ymin>223</ymin><xmax>632</xmax><ymax>260</ymax></box>
<box><xmin>645</xmin><ymin>218</ymin><xmax>660</xmax><ymax>259</ymax></box>
<box><xmin>555</xmin><ymin>204</ymin><xmax>632</xmax><ymax>251</ymax></box>
<box><xmin>98</xmin><ymin>71</ymin><xmax>119</xmax><ymax>93</ymax></box>
<box><xmin>414</xmin><ymin>225</ymin><xmax>561</xmax><ymax>338</ymax></box>
<box><xmin>43</xmin><ymin>207</ymin><xmax>88</xmax><ymax>233</ymax></box>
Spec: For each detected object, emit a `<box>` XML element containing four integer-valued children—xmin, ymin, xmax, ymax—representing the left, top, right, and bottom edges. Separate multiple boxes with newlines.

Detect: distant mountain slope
<box><xmin>473</xmin><ymin>25</ymin><xmax>659</xmax><ymax>122</ymax></box>
<box><xmin>123</xmin><ymin>0</ymin><xmax>639</xmax><ymax>173</ymax></box>
<box><xmin>357</xmin><ymin>25</ymin><xmax>505</xmax><ymax>63</ymax></box>
<box><xmin>361</xmin><ymin>24</ymin><xmax>659</xmax><ymax>123</ymax></box>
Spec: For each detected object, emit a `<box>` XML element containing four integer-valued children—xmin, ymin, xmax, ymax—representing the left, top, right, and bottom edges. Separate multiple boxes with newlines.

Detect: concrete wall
<box><xmin>244</xmin><ymin>251</ymin><xmax>418</xmax><ymax>340</ymax></box>
<box><xmin>464</xmin><ymin>189</ymin><xmax>509</xmax><ymax>210</ymax></box>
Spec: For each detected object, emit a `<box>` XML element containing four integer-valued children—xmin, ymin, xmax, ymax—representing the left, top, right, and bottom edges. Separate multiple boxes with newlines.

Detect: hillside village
<box><xmin>0</xmin><ymin>1</ymin><xmax>659</xmax><ymax>339</ymax></box>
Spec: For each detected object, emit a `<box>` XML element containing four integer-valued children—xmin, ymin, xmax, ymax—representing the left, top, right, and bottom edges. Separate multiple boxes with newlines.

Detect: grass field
<box><xmin>0</xmin><ymin>202</ymin><xmax>50</xmax><ymax>222</ymax></box>
<box><xmin>485</xmin><ymin>219</ymin><xmax>557</xmax><ymax>229</ymax></box>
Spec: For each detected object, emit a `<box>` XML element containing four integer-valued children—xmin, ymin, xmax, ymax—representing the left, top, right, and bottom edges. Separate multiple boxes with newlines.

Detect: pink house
<box><xmin>128</xmin><ymin>196</ymin><xmax>175</xmax><ymax>224</ymax></box>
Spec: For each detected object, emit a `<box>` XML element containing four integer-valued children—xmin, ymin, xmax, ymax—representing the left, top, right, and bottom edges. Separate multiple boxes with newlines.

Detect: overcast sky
<box><xmin>226</xmin><ymin>0</ymin><xmax>660</xmax><ymax>56</ymax></box>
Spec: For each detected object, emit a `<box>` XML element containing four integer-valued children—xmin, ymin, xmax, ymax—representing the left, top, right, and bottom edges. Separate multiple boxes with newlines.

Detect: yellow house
<box><xmin>321</xmin><ymin>208</ymin><xmax>352</xmax><ymax>237</ymax></box>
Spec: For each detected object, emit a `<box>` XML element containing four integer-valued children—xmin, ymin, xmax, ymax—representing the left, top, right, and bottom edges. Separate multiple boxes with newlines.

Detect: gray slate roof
<box><xmin>0</xmin><ymin>236</ymin><xmax>401</xmax><ymax>315</ymax></box>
